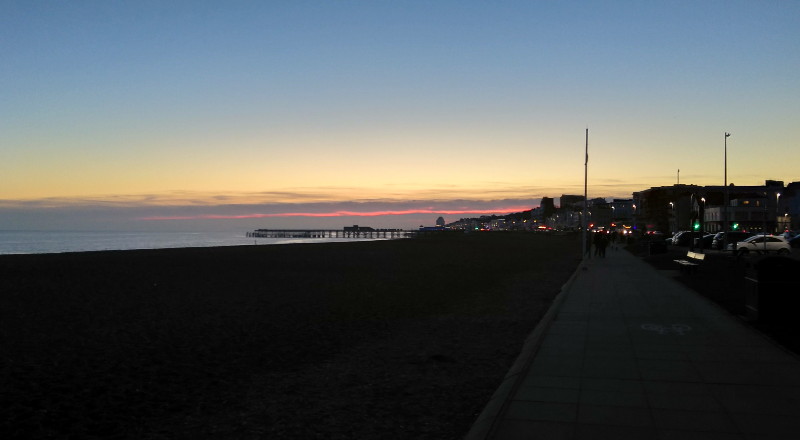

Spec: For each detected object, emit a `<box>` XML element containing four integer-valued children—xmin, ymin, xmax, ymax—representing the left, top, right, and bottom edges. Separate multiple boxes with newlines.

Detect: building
<box><xmin>701</xmin><ymin>181</ymin><xmax>783</xmax><ymax>233</ymax></box>
<box><xmin>490</xmin><ymin>218</ymin><xmax>508</xmax><ymax>230</ymax></box>
<box><xmin>704</xmin><ymin>197</ymin><xmax>772</xmax><ymax>233</ymax></box>
<box><xmin>540</xmin><ymin>197</ymin><xmax>556</xmax><ymax>220</ymax></box>
<box><xmin>781</xmin><ymin>181</ymin><xmax>799</xmax><ymax>231</ymax></box>
<box><xmin>610</xmin><ymin>198</ymin><xmax>634</xmax><ymax>229</ymax></box>
<box><xmin>586</xmin><ymin>198</ymin><xmax>612</xmax><ymax>230</ymax></box>
<box><xmin>634</xmin><ymin>181</ymin><xmax>787</xmax><ymax>234</ymax></box>
<box><xmin>344</xmin><ymin>225</ymin><xmax>375</xmax><ymax>232</ymax></box>
<box><xmin>559</xmin><ymin>194</ymin><xmax>585</xmax><ymax>210</ymax></box>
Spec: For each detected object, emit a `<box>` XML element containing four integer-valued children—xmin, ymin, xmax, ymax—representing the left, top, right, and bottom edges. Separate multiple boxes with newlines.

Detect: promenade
<box><xmin>467</xmin><ymin>245</ymin><xmax>800</xmax><ymax>439</ymax></box>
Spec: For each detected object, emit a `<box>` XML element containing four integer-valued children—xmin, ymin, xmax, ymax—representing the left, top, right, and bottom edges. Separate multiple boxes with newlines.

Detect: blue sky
<box><xmin>2</xmin><ymin>1</ymin><xmax>798</xmax><ymax>231</ymax></box>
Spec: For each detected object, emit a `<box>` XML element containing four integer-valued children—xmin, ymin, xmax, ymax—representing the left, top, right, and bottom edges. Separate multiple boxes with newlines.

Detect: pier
<box><xmin>246</xmin><ymin>229</ymin><xmax>413</xmax><ymax>239</ymax></box>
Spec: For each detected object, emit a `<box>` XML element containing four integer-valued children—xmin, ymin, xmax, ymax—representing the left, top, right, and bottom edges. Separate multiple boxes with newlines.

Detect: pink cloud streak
<box><xmin>140</xmin><ymin>207</ymin><xmax>532</xmax><ymax>221</ymax></box>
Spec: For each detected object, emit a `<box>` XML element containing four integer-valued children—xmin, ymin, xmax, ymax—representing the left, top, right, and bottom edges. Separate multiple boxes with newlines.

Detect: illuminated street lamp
<box><xmin>700</xmin><ymin>197</ymin><xmax>706</xmax><ymax>233</ymax></box>
<box><xmin>611</xmin><ymin>206</ymin><xmax>615</xmax><ymax>229</ymax></box>
<box><xmin>697</xmin><ymin>197</ymin><xmax>707</xmax><ymax>251</ymax></box>
<box><xmin>723</xmin><ymin>132</ymin><xmax>731</xmax><ymax>249</ymax></box>
<box><xmin>669</xmin><ymin>202</ymin><xmax>675</xmax><ymax>234</ymax></box>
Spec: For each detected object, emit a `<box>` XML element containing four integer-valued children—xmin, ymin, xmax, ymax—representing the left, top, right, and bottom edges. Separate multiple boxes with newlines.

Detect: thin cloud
<box><xmin>0</xmin><ymin>186</ymin><xmax>549</xmax><ymax>208</ymax></box>
<box><xmin>139</xmin><ymin>206</ymin><xmax>535</xmax><ymax>221</ymax></box>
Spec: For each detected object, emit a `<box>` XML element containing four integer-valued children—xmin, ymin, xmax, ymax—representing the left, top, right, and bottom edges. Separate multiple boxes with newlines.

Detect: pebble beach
<box><xmin>1</xmin><ymin>233</ymin><xmax>581</xmax><ymax>439</ymax></box>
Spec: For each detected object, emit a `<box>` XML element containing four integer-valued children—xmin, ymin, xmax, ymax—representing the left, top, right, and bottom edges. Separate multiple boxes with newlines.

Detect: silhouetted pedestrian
<box><xmin>598</xmin><ymin>233</ymin><xmax>608</xmax><ymax>257</ymax></box>
<box><xmin>609</xmin><ymin>231</ymin><xmax>618</xmax><ymax>250</ymax></box>
<box><xmin>593</xmin><ymin>232</ymin><xmax>601</xmax><ymax>256</ymax></box>
<box><xmin>594</xmin><ymin>232</ymin><xmax>608</xmax><ymax>257</ymax></box>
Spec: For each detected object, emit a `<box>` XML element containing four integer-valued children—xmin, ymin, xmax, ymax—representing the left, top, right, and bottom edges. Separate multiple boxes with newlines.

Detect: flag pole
<box><xmin>582</xmin><ymin>128</ymin><xmax>588</xmax><ymax>259</ymax></box>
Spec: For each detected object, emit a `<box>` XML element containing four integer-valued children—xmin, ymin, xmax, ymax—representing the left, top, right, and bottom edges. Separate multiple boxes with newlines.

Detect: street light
<box><xmin>700</xmin><ymin>197</ymin><xmax>706</xmax><ymax>232</ymax></box>
<box><xmin>669</xmin><ymin>202</ymin><xmax>675</xmax><ymax>234</ymax></box>
<box><xmin>763</xmin><ymin>191</ymin><xmax>768</xmax><ymax>252</ymax></box>
<box><xmin>723</xmin><ymin>132</ymin><xmax>731</xmax><ymax>249</ymax></box>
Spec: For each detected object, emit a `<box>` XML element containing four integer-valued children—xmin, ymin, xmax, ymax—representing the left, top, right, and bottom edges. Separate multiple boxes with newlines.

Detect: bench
<box><xmin>674</xmin><ymin>251</ymin><xmax>705</xmax><ymax>274</ymax></box>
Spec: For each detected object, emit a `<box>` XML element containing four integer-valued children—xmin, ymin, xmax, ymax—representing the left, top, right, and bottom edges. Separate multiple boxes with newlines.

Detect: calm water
<box><xmin>0</xmin><ymin>231</ymin><xmax>389</xmax><ymax>255</ymax></box>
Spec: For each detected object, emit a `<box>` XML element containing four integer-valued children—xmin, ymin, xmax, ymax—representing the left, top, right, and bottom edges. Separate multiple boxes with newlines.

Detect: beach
<box><xmin>1</xmin><ymin>232</ymin><xmax>581</xmax><ymax>439</ymax></box>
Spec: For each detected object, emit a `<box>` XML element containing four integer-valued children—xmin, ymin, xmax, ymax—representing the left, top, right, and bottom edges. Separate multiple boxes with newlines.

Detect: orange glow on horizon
<box><xmin>139</xmin><ymin>206</ymin><xmax>534</xmax><ymax>221</ymax></box>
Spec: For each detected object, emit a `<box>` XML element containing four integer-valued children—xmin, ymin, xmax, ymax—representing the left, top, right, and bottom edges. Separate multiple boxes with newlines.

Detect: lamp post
<box><xmin>763</xmin><ymin>191</ymin><xmax>768</xmax><ymax>252</ymax></box>
<box><xmin>699</xmin><ymin>197</ymin><xmax>706</xmax><ymax>251</ymax></box>
<box><xmin>611</xmin><ymin>205</ymin><xmax>615</xmax><ymax>230</ymax></box>
<box><xmin>582</xmin><ymin>128</ymin><xmax>588</xmax><ymax>260</ymax></box>
<box><xmin>776</xmin><ymin>192</ymin><xmax>781</xmax><ymax>234</ymax></box>
<box><xmin>670</xmin><ymin>202</ymin><xmax>675</xmax><ymax>234</ymax></box>
<box><xmin>700</xmin><ymin>197</ymin><xmax>706</xmax><ymax>232</ymax></box>
<box><xmin>723</xmin><ymin>132</ymin><xmax>731</xmax><ymax>250</ymax></box>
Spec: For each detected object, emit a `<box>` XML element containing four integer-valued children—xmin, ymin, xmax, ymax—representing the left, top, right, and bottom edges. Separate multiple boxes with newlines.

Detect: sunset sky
<box><xmin>2</xmin><ymin>1</ymin><xmax>798</xmax><ymax>231</ymax></box>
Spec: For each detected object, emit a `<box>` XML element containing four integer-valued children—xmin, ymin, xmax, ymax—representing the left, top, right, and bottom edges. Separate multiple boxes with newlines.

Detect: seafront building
<box><xmin>633</xmin><ymin>180</ymin><xmax>790</xmax><ymax>234</ymax></box>
<box><xmin>446</xmin><ymin>179</ymin><xmax>798</xmax><ymax>235</ymax></box>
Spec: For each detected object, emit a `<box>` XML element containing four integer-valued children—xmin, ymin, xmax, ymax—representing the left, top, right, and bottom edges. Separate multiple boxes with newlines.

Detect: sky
<box><xmin>2</xmin><ymin>1</ymin><xmax>798</xmax><ymax>231</ymax></box>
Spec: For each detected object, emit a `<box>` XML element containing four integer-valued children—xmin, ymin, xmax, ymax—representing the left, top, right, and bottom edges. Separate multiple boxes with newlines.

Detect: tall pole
<box><xmin>764</xmin><ymin>190</ymin><xmax>768</xmax><ymax>252</ymax></box>
<box><xmin>723</xmin><ymin>132</ymin><xmax>730</xmax><ymax>250</ymax></box>
<box><xmin>582</xmin><ymin>128</ymin><xmax>588</xmax><ymax>259</ymax></box>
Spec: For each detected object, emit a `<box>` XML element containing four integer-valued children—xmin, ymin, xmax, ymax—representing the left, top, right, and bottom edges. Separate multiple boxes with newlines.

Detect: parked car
<box><xmin>665</xmin><ymin>231</ymin><xmax>682</xmax><ymax>245</ymax></box>
<box><xmin>672</xmin><ymin>231</ymin><xmax>701</xmax><ymax>246</ymax></box>
<box><xmin>727</xmin><ymin>235</ymin><xmax>791</xmax><ymax>256</ymax></box>
<box><xmin>789</xmin><ymin>234</ymin><xmax>800</xmax><ymax>248</ymax></box>
<box><xmin>712</xmin><ymin>231</ymin><xmax>754</xmax><ymax>250</ymax></box>
<box><xmin>693</xmin><ymin>234</ymin><xmax>715</xmax><ymax>249</ymax></box>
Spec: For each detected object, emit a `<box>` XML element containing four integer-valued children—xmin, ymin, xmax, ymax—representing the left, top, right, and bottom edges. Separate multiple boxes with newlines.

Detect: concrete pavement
<box><xmin>466</xmin><ymin>245</ymin><xmax>800</xmax><ymax>440</ymax></box>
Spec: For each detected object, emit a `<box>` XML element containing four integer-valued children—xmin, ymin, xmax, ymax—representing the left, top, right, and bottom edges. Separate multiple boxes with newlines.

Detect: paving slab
<box><xmin>465</xmin><ymin>246</ymin><xmax>800</xmax><ymax>440</ymax></box>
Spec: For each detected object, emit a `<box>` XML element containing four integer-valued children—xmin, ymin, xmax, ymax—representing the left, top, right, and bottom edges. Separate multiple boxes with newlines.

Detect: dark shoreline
<box><xmin>2</xmin><ymin>233</ymin><xmax>581</xmax><ymax>439</ymax></box>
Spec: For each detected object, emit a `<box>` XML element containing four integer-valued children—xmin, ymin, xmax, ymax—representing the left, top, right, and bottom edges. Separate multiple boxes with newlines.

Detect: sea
<box><xmin>0</xmin><ymin>231</ymin><xmax>391</xmax><ymax>255</ymax></box>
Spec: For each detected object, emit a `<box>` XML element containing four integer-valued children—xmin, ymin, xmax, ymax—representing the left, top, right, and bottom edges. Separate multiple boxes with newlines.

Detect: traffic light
<box><xmin>732</xmin><ymin>222</ymin><xmax>739</xmax><ymax>231</ymax></box>
<box><xmin>692</xmin><ymin>221</ymin><xmax>700</xmax><ymax>231</ymax></box>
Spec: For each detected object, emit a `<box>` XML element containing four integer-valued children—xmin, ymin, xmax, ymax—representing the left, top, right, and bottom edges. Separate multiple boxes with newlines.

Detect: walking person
<box><xmin>598</xmin><ymin>232</ymin><xmax>609</xmax><ymax>257</ymax></box>
<box><xmin>593</xmin><ymin>231</ymin><xmax>602</xmax><ymax>257</ymax></box>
